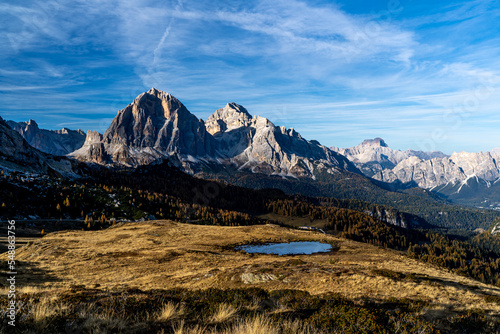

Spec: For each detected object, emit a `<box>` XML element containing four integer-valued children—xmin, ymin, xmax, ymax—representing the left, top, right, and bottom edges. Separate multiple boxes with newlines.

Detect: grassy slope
<box><xmin>3</xmin><ymin>221</ymin><xmax>500</xmax><ymax>313</ymax></box>
<box><xmin>2</xmin><ymin>221</ymin><xmax>500</xmax><ymax>332</ymax></box>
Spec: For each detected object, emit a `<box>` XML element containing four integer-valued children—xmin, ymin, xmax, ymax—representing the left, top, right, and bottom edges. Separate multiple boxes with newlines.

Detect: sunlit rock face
<box><xmin>70</xmin><ymin>88</ymin><xmax>359</xmax><ymax>178</ymax></box>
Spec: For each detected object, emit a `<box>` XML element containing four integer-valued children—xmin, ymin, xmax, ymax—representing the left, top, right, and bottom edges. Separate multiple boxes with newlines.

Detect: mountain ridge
<box><xmin>4</xmin><ymin>89</ymin><xmax>500</xmax><ymax>224</ymax></box>
<box><xmin>70</xmin><ymin>88</ymin><xmax>359</xmax><ymax>178</ymax></box>
<box><xmin>7</xmin><ymin>119</ymin><xmax>86</xmax><ymax>156</ymax></box>
<box><xmin>334</xmin><ymin>138</ymin><xmax>500</xmax><ymax>208</ymax></box>
<box><xmin>331</xmin><ymin>138</ymin><xmax>448</xmax><ymax>176</ymax></box>
<box><xmin>0</xmin><ymin>116</ymin><xmax>76</xmax><ymax>175</ymax></box>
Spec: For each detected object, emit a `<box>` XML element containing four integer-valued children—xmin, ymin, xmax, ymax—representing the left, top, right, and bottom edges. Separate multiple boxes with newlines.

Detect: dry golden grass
<box><xmin>3</xmin><ymin>220</ymin><xmax>500</xmax><ymax>319</ymax></box>
<box><xmin>19</xmin><ymin>286</ymin><xmax>45</xmax><ymax>295</ymax></box>
<box><xmin>157</xmin><ymin>301</ymin><xmax>185</xmax><ymax>322</ymax></box>
<box><xmin>173</xmin><ymin>320</ymin><xmax>206</xmax><ymax>334</ymax></box>
<box><xmin>9</xmin><ymin>293</ymin><xmax>155</xmax><ymax>334</ymax></box>
<box><xmin>229</xmin><ymin>315</ymin><xmax>278</xmax><ymax>334</ymax></box>
<box><xmin>30</xmin><ymin>296</ymin><xmax>67</xmax><ymax>323</ymax></box>
<box><xmin>82</xmin><ymin>314</ymin><xmax>127</xmax><ymax>333</ymax></box>
<box><xmin>16</xmin><ymin>296</ymin><xmax>68</xmax><ymax>332</ymax></box>
<box><xmin>208</xmin><ymin>303</ymin><xmax>238</xmax><ymax>323</ymax></box>
<box><xmin>0</xmin><ymin>285</ymin><xmax>52</xmax><ymax>296</ymax></box>
<box><xmin>164</xmin><ymin>316</ymin><xmax>315</xmax><ymax>334</ymax></box>
<box><xmin>71</xmin><ymin>301</ymin><xmax>131</xmax><ymax>333</ymax></box>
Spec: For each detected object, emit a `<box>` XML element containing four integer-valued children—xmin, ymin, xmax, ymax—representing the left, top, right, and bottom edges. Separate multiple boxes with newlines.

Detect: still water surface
<box><xmin>236</xmin><ymin>241</ymin><xmax>332</xmax><ymax>255</ymax></box>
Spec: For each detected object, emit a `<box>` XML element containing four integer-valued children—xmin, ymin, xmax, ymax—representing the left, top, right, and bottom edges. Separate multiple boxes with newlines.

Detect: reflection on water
<box><xmin>236</xmin><ymin>241</ymin><xmax>332</xmax><ymax>255</ymax></box>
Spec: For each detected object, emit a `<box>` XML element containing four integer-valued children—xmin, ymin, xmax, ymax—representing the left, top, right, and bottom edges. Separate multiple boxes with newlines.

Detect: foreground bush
<box><xmin>2</xmin><ymin>286</ymin><xmax>496</xmax><ymax>333</ymax></box>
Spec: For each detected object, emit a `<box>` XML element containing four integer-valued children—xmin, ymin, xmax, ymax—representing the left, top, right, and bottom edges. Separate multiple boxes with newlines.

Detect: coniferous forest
<box><xmin>3</xmin><ymin>161</ymin><xmax>500</xmax><ymax>292</ymax></box>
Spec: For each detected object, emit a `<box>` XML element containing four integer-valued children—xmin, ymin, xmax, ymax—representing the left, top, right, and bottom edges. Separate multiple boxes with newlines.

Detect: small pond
<box><xmin>236</xmin><ymin>241</ymin><xmax>332</xmax><ymax>255</ymax></box>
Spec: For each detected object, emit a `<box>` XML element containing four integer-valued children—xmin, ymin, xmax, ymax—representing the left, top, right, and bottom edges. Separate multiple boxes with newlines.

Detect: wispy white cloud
<box><xmin>1</xmin><ymin>0</ymin><xmax>500</xmax><ymax>153</ymax></box>
<box><xmin>402</xmin><ymin>0</ymin><xmax>495</xmax><ymax>27</ymax></box>
<box><xmin>212</xmin><ymin>0</ymin><xmax>415</xmax><ymax>61</ymax></box>
<box><xmin>95</xmin><ymin>0</ymin><xmax>417</xmax><ymax>92</ymax></box>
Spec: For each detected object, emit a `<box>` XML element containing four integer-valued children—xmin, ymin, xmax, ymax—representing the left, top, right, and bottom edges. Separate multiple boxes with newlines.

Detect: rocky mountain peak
<box><xmin>147</xmin><ymin>87</ymin><xmax>161</xmax><ymax>95</ymax></box>
<box><xmin>69</xmin><ymin>130</ymin><xmax>107</xmax><ymax>165</ymax></box>
<box><xmin>0</xmin><ymin>116</ymin><xmax>74</xmax><ymax>174</ymax></box>
<box><xmin>134</xmin><ymin>88</ymin><xmax>184</xmax><ymax>119</ymax></box>
<box><xmin>205</xmin><ymin>102</ymin><xmax>253</xmax><ymax>135</ymax></box>
<box><xmin>71</xmin><ymin>89</ymin><xmax>215</xmax><ymax>166</ymax></box>
<box><xmin>226</xmin><ymin>102</ymin><xmax>252</xmax><ymax>116</ymax></box>
<box><xmin>449</xmin><ymin>151</ymin><xmax>499</xmax><ymax>181</ymax></box>
<box><xmin>373</xmin><ymin>148</ymin><xmax>500</xmax><ymax>190</ymax></box>
<box><xmin>361</xmin><ymin>137</ymin><xmax>388</xmax><ymax>148</ymax></box>
<box><xmin>331</xmin><ymin>138</ymin><xmax>449</xmax><ymax>177</ymax></box>
<box><xmin>491</xmin><ymin>148</ymin><xmax>500</xmax><ymax>158</ymax></box>
<box><xmin>83</xmin><ymin>130</ymin><xmax>103</xmax><ymax>145</ymax></box>
<box><xmin>71</xmin><ymin>89</ymin><xmax>359</xmax><ymax>177</ymax></box>
<box><xmin>102</xmin><ymin>89</ymin><xmax>199</xmax><ymax>148</ymax></box>
<box><xmin>27</xmin><ymin>119</ymin><xmax>39</xmax><ymax>129</ymax></box>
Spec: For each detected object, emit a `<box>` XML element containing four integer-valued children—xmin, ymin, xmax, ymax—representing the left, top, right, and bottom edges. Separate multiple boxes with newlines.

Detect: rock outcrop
<box><xmin>70</xmin><ymin>131</ymin><xmax>108</xmax><ymax>165</ymax></box>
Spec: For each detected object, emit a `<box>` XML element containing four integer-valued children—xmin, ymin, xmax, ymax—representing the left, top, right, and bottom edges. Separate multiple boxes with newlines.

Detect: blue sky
<box><xmin>1</xmin><ymin>0</ymin><xmax>500</xmax><ymax>154</ymax></box>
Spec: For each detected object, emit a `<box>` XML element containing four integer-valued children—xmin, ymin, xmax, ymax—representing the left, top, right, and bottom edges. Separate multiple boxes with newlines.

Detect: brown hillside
<box><xmin>3</xmin><ymin>220</ymin><xmax>500</xmax><ymax>320</ymax></box>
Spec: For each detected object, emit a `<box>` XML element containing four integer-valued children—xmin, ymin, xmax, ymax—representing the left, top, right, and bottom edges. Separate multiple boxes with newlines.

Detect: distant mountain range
<box><xmin>331</xmin><ymin>138</ymin><xmax>448</xmax><ymax>177</ymax></box>
<box><xmin>2</xmin><ymin>87</ymin><xmax>500</xmax><ymax>219</ymax></box>
<box><xmin>7</xmin><ymin>119</ymin><xmax>86</xmax><ymax>156</ymax></box>
<box><xmin>332</xmin><ymin>138</ymin><xmax>500</xmax><ymax>209</ymax></box>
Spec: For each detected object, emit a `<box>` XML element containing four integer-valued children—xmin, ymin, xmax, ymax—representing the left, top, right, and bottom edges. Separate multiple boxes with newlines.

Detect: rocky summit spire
<box><xmin>361</xmin><ymin>138</ymin><xmax>388</xmax><ymax>148</ymax></box>
<box><xmin>72</xmin><ymin>89</ymin><xmax>215</xmax><ymax>167</ymax></box>
<box><xmin>102</xmin><ymin>88</ymin><xmax>212</xmax><ymax>156</ymax></box>
<box><xmin>27</xmin><ymin>119</ymin><xmax>39</xmax><ymax>129</ymax></box>
<box><xmin>205</xmin><ymin>102</ymin><xmax>253</xmax><ymax>135</ymax></box>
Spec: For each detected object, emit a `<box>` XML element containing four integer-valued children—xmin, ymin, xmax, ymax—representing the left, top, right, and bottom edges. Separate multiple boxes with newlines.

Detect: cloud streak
<box><xmin>0</xmin><ymin>0</ymin><xmax>499</xmax><ymax>153</ymax></box>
